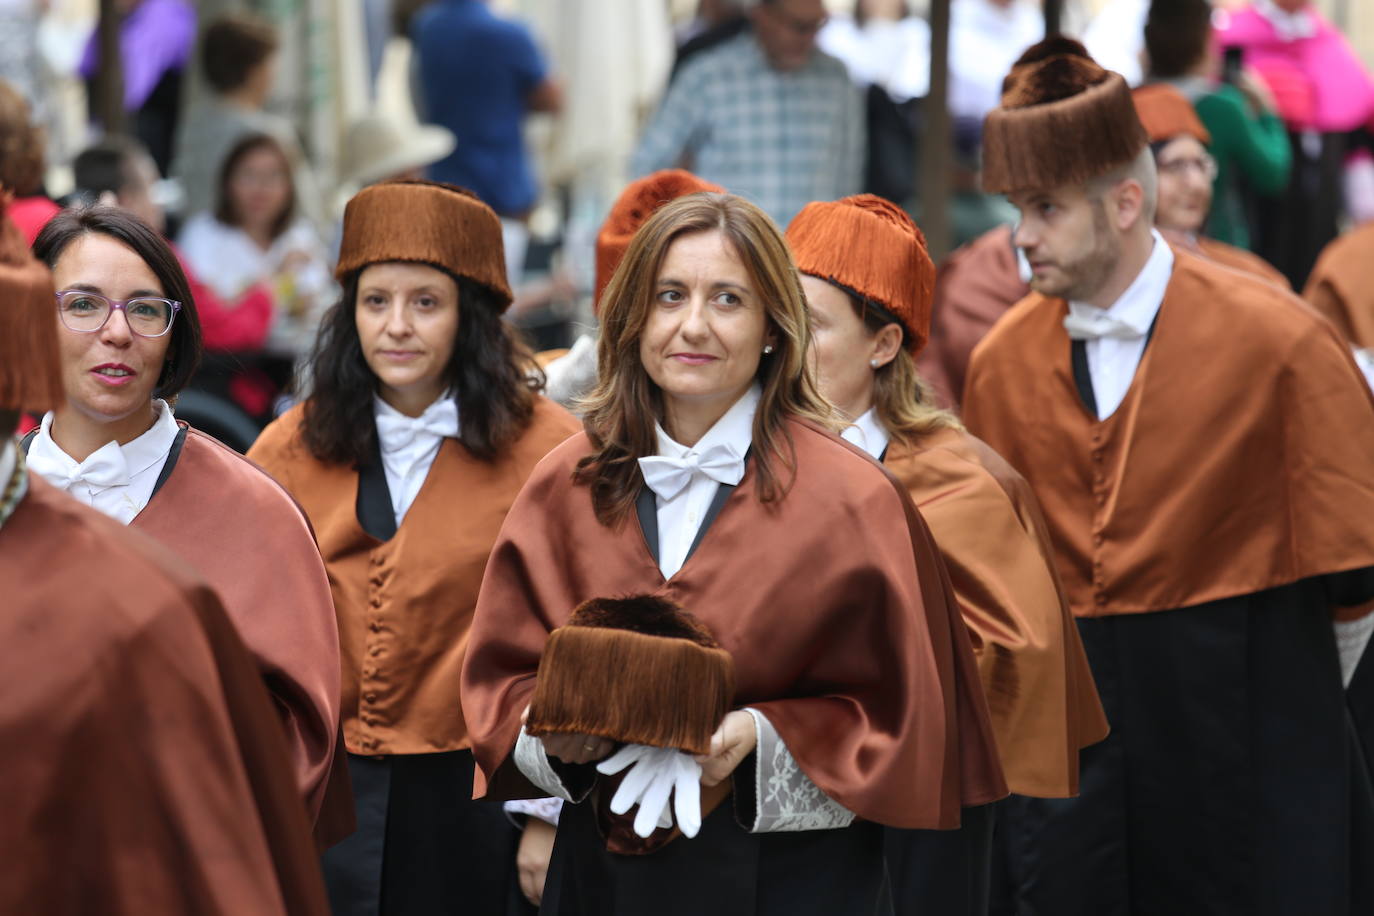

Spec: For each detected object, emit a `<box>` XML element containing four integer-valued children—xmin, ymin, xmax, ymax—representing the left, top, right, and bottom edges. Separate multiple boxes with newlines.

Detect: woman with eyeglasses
<box><xmin>25</xmin><ymin>206</ymin><xmax>343</xmax><ymax>836</ymax></box>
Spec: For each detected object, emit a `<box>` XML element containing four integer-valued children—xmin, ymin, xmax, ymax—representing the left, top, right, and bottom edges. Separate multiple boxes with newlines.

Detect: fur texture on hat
<box><xmin>1132</xmin><ymin>83</ymin><xmax>1211</xmax><ymax>145</ymax></box>
<box><xmin>786</xmin><ymin>194</ymin><xmax>935</xmax><ymax>355</ymax></box>
<box><xmin>594</xmin><ymin>170</ymin><xmax>723</xmax><ymax>314</ymax></box>
<box><xmin>335</xmin><ymin>180</ymin><xmax>512</xmax><ymax>309</ymax></box>
<box><xmin>982</xmin><ymin>38</ymin><xmax>1149</xmax><ymax>194</ymax></box>
<box><xmin>0</xmin><ymin>191</ymin><xmax>63</xmax><ymax>412</ymax></box>
<box><xmin>525</xmin><ymin>594</ymin><xmax>735</xmax><ymax>756</ymax></box>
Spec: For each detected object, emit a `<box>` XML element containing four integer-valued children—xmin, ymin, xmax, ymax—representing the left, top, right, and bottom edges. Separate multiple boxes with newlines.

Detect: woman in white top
<box><xmin>178</xmin><ymin>131</ymin><xmax>334</xmax><ymax>360</ymax></box>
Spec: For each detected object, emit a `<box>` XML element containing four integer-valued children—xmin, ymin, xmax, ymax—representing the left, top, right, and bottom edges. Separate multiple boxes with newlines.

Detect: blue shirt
<box><xmin>412</xmin><ymin>0</ymin><xmax>547</xmax><ymax>215</ymax></box>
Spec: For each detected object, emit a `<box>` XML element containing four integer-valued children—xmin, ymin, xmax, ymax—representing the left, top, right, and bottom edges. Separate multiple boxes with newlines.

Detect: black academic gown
<box><xmin>988</xmin><ymin>339</ymin><xmax>1374</xmax><ymax>916</ymax></box>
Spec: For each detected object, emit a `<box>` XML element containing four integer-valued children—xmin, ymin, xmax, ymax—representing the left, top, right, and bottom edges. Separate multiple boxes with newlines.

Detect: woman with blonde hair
<box><xmin>461</xmin><ymin>191</ymin><xmax>1005</xmax><ymax>915</ymax></box>
<box><xmin>786</xmin><ymin>194</ymin><xmax>1107</xmax><ymax>914</ymax></box>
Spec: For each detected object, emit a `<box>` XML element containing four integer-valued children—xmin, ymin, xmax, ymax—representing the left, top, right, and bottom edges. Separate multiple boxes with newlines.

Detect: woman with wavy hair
<box><xmin>787</xmin><ymin>194</ymin><xmax>1107</xmax><ymax>914</ymax></box>
<box><xmin>460</xmin><ymin>191</ymin><xmax>1005</xmax><ymax>915</ymax></box>
<box><xmin>248</xmin><ymin>180</ymin><xmax>579</xmax><ymax>915</ymax></box>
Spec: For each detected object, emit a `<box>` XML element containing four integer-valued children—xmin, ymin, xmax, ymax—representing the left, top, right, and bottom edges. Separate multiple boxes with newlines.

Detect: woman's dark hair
<box><xmin>202</xmin><ymin>14</ymin><xmax>280</xmax><ymax>94</ymax></box>
<box><xmin>301</xmin><ymin>269</ymin><xmax>542</xmax><ymax>466</ymax></box>
<box><xmin>215</xmin><ymin>133</ymin><xmax>295</xmax><ymax>240</ymax></box>
<box><xmin>32</xmin><ymin>207</ymin><xmax>203</xmax><ymax>400</ymax></box>
<box><xmin>1144</xmin><ymin>0</ymin><xmax>1213</xmax><ymax>79</ymax></box>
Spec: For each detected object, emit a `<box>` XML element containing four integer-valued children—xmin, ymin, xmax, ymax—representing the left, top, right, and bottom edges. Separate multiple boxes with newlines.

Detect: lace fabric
<box><xmin>744</xmin><ymin>708</ymin><xmax>855</xmax><ymax>833</ymax></box>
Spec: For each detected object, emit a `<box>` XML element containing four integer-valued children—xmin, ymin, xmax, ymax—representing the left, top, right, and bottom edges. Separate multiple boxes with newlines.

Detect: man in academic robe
<box><xmin>0</xmin><ymin>200</ymin><xmax>328</xmax><ymax>914</ymax></box>
<box><xmin>962</xmin><ymin>38</ymin><xmax>1374</xmax><ymax>916</ymax></box>
<box><xmin>1305</xmin><ymin>220</ymin><xmax>1374</xmax><ymax>391</ymax></box>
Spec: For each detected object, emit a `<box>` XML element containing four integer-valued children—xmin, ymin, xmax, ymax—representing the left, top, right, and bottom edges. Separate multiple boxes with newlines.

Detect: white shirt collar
<box><xmin>1254</xmin><ymin>0</ymin><xmax>1318</xmax><ymax>41</ymax></box>
<box><xmin>1068</xmin><ymin>229</ymin><xmax>1175</xmax><ymax>333</ymax></box>
<box><xmin>372</xmin><ymin>391</ymin><xmax>460</xmax><ymax>446</ymax></box>
<box><xmin>840</xmin><ymin>408</ymin><xmax>890</xmax><ymax>460</ymax></box>
<box><xmin>33</xmin><ymin>399</ymin><xmax>180</xmax><ymax>482</ymax></box>
<box><xmin>655</xmin><ymin>383</ymin><xmax>760</xmax><ymax>460</ymax></box>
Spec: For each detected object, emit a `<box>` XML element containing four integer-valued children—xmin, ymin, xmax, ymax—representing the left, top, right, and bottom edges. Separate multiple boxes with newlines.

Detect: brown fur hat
<box><xmin>1132</xmin><ymin>83</ymin><xmax>1211</xmax><ymax>145</ymax></box>
<box><xmin>595</xmin><ymin>170</ymin><xmax>723</xmax><ymax>315</ymax></box>
<box><xmin>0</xmin><ymin>191</ymin><xmax>63</xmax><ymax>412</ymax></box>
<box><xmin>335</xmin><ymin>179</ymin><xmax>512</xmax><ymax>309</ymax></box>
<box><xmin>786</xmin><ymin>194</ymin><xmax>936</xmax><ymax>355</ymax></box>
<box><xmin>982</xmin><ymin>37</ymin><xmax>1149</xmax><ymax>194</ymax></box>
<box><xmin>525</xmin><ymin>594</ymin><xmax>735</xmax><ymax>756</ymax></box>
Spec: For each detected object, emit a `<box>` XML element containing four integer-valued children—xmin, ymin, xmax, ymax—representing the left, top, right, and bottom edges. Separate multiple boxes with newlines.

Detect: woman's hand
<box><xmin>521</xmin><ymin>705</ymin><xmax>614</xmax><ymax>764</ymax></box>
<box><xmin>694</xmin><ymin>710</ymin><xmax>758</xmax><ymax>787</ymax></box>
<box><xmin>516</xmin><ymin>818</ymin><xmax>557</xmax><ymax>907</ymax></box>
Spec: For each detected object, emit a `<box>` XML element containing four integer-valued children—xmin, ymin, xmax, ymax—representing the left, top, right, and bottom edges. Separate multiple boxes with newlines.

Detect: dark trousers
<box><xmin>321</xmin><ymin>750</ymin><xmax>535</xmax><ymax>915</ymax></box>
<box><xmin>883</xmin><ymin>803</ymin><xmax>995</xmax><ymax>916</ymax></box>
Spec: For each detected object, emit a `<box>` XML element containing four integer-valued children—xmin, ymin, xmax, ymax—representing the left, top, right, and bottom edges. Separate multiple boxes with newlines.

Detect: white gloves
<box><xmin>596</xmin><ymin>744</ymin><xmax>703</xmax><ymax>839</ymax></box>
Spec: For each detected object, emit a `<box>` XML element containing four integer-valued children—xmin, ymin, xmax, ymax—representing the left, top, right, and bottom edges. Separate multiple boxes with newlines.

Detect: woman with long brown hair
<box><xmin>248</xmin><ymin>180</ymin><xmax>580</xmax><ymax>915</ymax></box>
<box><xmin>786</xmin><ymin>194</ymin><xmax>1108</xmax><ymax>914</ymax></box>
<box><xmin>461</xmin><ymin>191</ymin><xmax>1005</xmax><ymax>914</ymax></box>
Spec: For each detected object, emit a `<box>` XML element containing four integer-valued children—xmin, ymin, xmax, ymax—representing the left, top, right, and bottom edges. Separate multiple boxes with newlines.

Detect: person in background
<box><xmin>0</xmin><ymin>196</ymin><xmax>330</xmax><ymax>916</ymax></box>
<box><xmin>170</xmin><ymin>12</ymin><xmax>321</xmax><ymax>228</ymax></box>
<box><xmin>631</xmin><ymin>0</ymin><xmax>863</xmax><ymax>227</ymax></box>
<box><xmin>671</xmin><ymin>0</ymin><xmax>749</xmax><ymax>80</ymax></box>
<box><xmin>1144</xmin><ymin>0</ymin><xmax>1290</xmax><ymax>252</ymax></box>
<box><xmin>1304</xmin><ymin>223</ymin><xmax>1374</xmax><ymax>391</ymax></box>
<box><xmin>25</xmin><ymin>206</ymin><xmax>344</xmax><ymax>840</ymax></box>
<box><xmin>788</xmin><ymin>193</ymin><xmax>1107</xmax><ymax>915</ymax></box>
<box><xmin>1133</xmin><ymin>82</ymin><xmax>1289</xmax><ymax>286</ymax></box>
<box><xmin>79</xmin><ymin>0</ymin><xmax>194</xmax><ymax>173</ymax></box>
<box><xmin>0</xmin><ymin>79</ymin><xmax>58</xmax><ymax>244</ymax></box>
<box><xmin>248</xmin><ymin>180</ymin><xmax>580</xmax><ymax>916</ymax></box>
<box><xmin>411</xmin><ymin>0</ymin><xmax>562</xmax><ymax>290</ymax></box>
<box><xmin>178</xmin><ymin>132</ymin><xmax>333</xmax><ymax>403</ymax></box>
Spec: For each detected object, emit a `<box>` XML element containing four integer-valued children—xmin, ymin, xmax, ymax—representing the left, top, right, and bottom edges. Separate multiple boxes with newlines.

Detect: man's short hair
<box><xmin>72</xmin><ymin>135</ymin><xmax>149</xmax><ymax>198</ymax></box>
<box><xmin>201</xmin><ymin>14</ymin><xmax>280</xmax><ymax>94</ymax></box>
<box><xmin>1144</xmin><ymin>0</ymin><xmax>1212</xmax><ymax>79</ymax></box>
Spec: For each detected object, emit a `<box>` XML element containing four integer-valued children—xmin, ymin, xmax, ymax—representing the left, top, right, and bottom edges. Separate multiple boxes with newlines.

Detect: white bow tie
<box><xmin>1063</xmin><ymin>311</ymin><xmax>1146</xmax><ymax>342</ymax></box>
<box><xmin>375</xmin><ymin>399</ymin><xmax>459</xmax><ymax>454</ymax></box>
<box><xmin>638</xmin><ymin>442</ymin><xmax>746</xmax><ymax>501</ymax></box>
<box><xmin>29</xmin><ymin>441</ymin><xmax>130</xmax><ymax>492</ymax></box>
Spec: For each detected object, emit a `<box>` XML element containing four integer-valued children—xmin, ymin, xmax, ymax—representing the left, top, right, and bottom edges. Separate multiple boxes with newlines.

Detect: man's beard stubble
<box><xmin>1030</xmin><ymin>202</ymin><xmax>1119</xmax><ymax>303</ymax></box>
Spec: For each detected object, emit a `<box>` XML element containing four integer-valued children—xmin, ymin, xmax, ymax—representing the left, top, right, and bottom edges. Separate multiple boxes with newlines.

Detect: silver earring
<box><xmin>869</xmin><ymin>359</ymin><xmax>879</xmax><ymax>369</ymax></box>
<box><xmin>763</xmin><ymin>344</ymin><xmax>775</xmax><ymax>354</ymax></box>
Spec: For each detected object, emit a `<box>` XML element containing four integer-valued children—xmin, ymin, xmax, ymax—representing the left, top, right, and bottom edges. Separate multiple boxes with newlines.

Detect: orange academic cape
<box><xmin>883</xmin><ymin>427</ymin><xmax>1107</xmax><ymax>797</ymax></box>
<box><xmin>963</xmin><ymin>248</ymin><xmax>1374</xmax><ymax>618</ymax></box>
<box><xmin>1</xmin><ymin>476</ymin><xmax>328</xmax><ymax>915</ymax></box>
<box><xmin>461</xmin><ymin>419</ymin><xmax>1008</xmax><ymax>831</ymax></box>
<box><xmin>248</xmin><ymin>396</ymin><xmax>581</xmax><ymax>757</ymax></box>
<box><xmin>130</xmin><ymin>425</ymin><xmax>342</xmax><ymax>821</ymax></box>
<box><xmin>1304</xmin><ymin>220</ymin><xmax>1374</xmax><ymax>351</ymax></box>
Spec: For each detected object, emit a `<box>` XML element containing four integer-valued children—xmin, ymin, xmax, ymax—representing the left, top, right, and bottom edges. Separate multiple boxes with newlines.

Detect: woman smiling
<box><xmin>247</xmin><ymin>180</ymin><xmax>580</xmax><ymax>915</ymax></box>
<box><xmin>461</xmin><ymin>192</ymin><xmax>1005</xmax><ymax>915</ymax></box>
<box><xmin>25</xmin><ymin>207</ymin><xmax>342</xmax><ymax>827</ymax></box>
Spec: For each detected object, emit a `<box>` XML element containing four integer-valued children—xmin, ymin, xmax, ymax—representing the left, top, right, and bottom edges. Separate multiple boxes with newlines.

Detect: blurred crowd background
<box><xmin>3</xmin><ymin>0</ymin><xmax>1372</xmax><ymax>445</ymax></box>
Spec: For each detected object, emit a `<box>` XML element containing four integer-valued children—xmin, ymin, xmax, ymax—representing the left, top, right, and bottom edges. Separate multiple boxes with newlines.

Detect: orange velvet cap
<box><xmin>786</xmin><ymin>194</ymin><xmax>935</xmax><ymax>355</ymax></box>
<box><xmin>1132</xmin><ymin>83</ymin><xmax>1211</xmax><ymax>145</ymax></box>
<box><xmin>594</xmin><ymin>170</ymin><xmax>723</xmax><ymax>314</ymax></box>
<box><xmin>0</xmin><ymin>191</ymin><xmax>63</xmax><ymax>413</ymax></box>
<box><xmin>336</xmin><ymin>180</ymin><xmax>512</xmax><ymax>309</ymax></box>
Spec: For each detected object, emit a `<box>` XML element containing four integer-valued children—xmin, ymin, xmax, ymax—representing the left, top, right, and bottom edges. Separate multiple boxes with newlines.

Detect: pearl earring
<box><xmin>869</xmin><ymin>359</ymin><xmax>879</xmax><ymax>369</ymax></box>
<box><xmin>763</xmin><ymin>344</ymin><xmax>775</xmax><ymax>354</ymax></box>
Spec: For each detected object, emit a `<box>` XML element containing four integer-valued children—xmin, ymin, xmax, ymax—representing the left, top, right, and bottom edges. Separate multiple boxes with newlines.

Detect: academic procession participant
<box><xmin>461</xmin><ymin>192</ymin><xmax>1006</xmax><ymax>916</ymax></box>
<box><xmin>0</xmin><ymin>198</ymin><xmax>328</xmax><ymax>915</ymax></box>
<box><xmin>786</xmin><ymin>194</ymin><xmax>1107</xmax><ymax>914</ymax></box>
<box><xmin>963</xmin><ymin>39</ymin><xmax>1374</xmax><ymax>916</ymax></box>
<box><xmin>24</xmin><ymin>207</ymin><xmax>342</xmax><ymax>825</ymax></box>
<box><xmin>1130</xmin><ymin>82</ymin><xmax>1289</xmax><ymax>288</ymax></box>
<box><xmin>1305</xmin><ymin>222</ymin><xmax>1374</xmax><ymax>391</ymax></box>
<box><xmin>247</xmin><ymin>179</ymin><xmax>581</xmax><ymax>915</ymax></box>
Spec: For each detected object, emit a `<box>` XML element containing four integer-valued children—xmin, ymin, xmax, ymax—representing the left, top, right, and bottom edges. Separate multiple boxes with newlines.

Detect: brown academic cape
<box><xmin>130</xmin><ymin>425</ymin><xmax>342</xmax><ymax>824</ymax></box>
<box><xmin>462</xmin><ymin>419</ymin><xmax>1007</xmax><ymax>834</ymax></box>
<box><xmin>963</xmin><ymin>248</ymin><xmax>1374</xmax><ymax>916</ymax></box>
<box><xmin>1304</xmin><ymin>220</ymin><xmax>1374</xmax><ymax>351</ymax></box>
<box><xmin>916</xmin><ymin>224</ymin><xmax>1027</xmax><ymax>411</ymax></box>
<box><xmin>1195</xmin><ymin>236</ymin><xmax>1291</xmax><ymax>289</ymax></box>
<box><xmin>1</xmin><ymin>476</ymin><xmax>328</xmax><ymax>915</ymax></box>
<box><xmin>883</xmin><ymin>427</ymin><xmax>1107</xmax><ymax>798</ymax></box>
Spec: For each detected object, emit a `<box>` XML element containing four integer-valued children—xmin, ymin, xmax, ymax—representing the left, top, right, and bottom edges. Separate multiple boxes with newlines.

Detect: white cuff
<box><xmin>1335</xmin><ymin>613</ymin><xmax>1374</xmax><ymax>688</ymax></box>
<box><xmin>503</xmin><ymin>796</ymin><xmax>564</xmax><ymax>828</ymax></box>
<box><xmin>742</xmin><ymin>708</ymin><xmax>855</xmax><ymax>834</ymax></box>
<box><xmin>512</xmin><ymin>728</ymin><xmax>576</xmax><ymax>801</ymax></box>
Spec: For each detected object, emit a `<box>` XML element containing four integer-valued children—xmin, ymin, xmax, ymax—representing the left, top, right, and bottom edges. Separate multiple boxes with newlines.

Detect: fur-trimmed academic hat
<box><xmin>0</xmin><ymin>191</ymin><xmax>63</xmax><ymax>413</ymax></box>
<box><xmin>595</xmin><ymin>170</ymin><xmax>723</xmax><ymax>314</ymax></box>
<box><xmin>525</xmin><ymin>594</ymin><xmax>735</xmax><ymax>756</ymax></box>
<box><xmin>335</xmin><ymin>179</ymin><xmax>513</xmax><ymax>309</ymax></box>
<box><xmin>786</xmin><ymin>194</ymin><xmax>935</xmax><ymax>355</ymax></box>
<box><xmin>1132</xmin><ymin>83</ymin><xmax>1211</xmax><ymax>145</ymax></box>
<box><xmin>982</xmin><ymin>37</ymin><xmax>1149</xmax><ymax>194</ymax></box>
